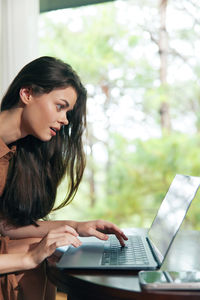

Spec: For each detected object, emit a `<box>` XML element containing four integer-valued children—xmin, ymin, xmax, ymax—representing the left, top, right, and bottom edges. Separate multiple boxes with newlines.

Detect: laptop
<box><xmin>56</xmin><ymin>174</ymin><xmax>200</xmax><ymax>270</ymax></box>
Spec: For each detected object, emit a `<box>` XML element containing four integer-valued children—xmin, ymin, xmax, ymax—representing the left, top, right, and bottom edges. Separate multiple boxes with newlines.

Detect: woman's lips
<box><xmin>50</xmin><ymin>127</ymin><xmax>57</xmax><ymax>136</ymax></box>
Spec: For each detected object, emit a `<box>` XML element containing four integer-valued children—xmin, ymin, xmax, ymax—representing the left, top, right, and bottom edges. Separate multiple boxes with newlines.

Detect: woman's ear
<box><xmin>19</xmin><ymin>87</ymin><xmax>32</xmax><ymax>105</ymax></box>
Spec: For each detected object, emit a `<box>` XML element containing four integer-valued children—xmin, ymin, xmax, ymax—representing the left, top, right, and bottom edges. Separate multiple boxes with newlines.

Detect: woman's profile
<box><xmin>0</xmin><ymin>56</ymin><xmax>127</xmax><ymax>300</ymax></box>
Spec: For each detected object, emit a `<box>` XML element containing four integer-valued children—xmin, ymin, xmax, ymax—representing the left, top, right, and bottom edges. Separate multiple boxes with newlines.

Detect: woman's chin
<box><xmin>32</xmin><ymin>133</ymin><xmax>53</xmax><ymax>142</ymax></box>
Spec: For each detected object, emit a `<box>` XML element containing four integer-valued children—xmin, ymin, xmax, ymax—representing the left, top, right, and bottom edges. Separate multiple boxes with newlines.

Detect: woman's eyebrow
<box><xmin>60</xmin><ymin>99</ymin><xmax>70</xmax><ymax>107</ymax></box>
<box><xmin>60</xmin><ymin>99</ymin><xmax>74</xmax><ymax>111</ymax></box>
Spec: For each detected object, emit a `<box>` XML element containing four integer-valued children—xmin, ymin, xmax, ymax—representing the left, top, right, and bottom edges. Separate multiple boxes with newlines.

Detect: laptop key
<box><xmin>101</xmin><ymin>235</ymin><xmax>150</xmax><ymax>266</ymax></box>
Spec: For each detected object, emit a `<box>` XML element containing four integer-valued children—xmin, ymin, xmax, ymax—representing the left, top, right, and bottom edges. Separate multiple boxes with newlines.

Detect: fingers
<box><xmin>46</xmin><ymin>230</ymin><xmax>82</xmax><ymax>248</ymax></box>
<box><xmin>87</xmin><ymin>227</ymin><xmax>109</xmax><ymax>241</ymax></box>
<box><xmin>121</xmin><ymin>232</ymin><xmax>129</xmax><ymax>241</ymax></box>
<box><xmin>105</xmin><ymin>226</ymin><xmax>127</xmax><ymax>246</ymax></box>
<box><xmin>30</xmin><ymin>231</ymin><xmax>82</xmax><ymax>266</ymax></box>
<box><xmin>54</xmin><ymin>234</ymin><xmax>82</xmax><ymax>248</ymax></box>
<box><xmin>111</xmin><ymin>228</ymin><xmax>128</xmax><ymax>246</ymax></box>
<box><xmin>50</xmin><ymin>225</ymin><xmax>78</xmax><ymax>237</ymax></box>
<box><xmin>64</xmin><ymin>225</ymin><xmax>79</xmax><ymax>236</ymax></box>
<box><xmin>110</xmin><ymin>229</ymin><xmax>128</xmax><ymax>247</ymax></box>
<box><xmin>114</xmin><ymin>233</ymin><xmax>127</xmax><ymax>247</ymax></box>
<box><xmin>74</xmin><ymin>219</ymin><xmax>128</xmax><ymax>247</ymax></box>
<box><xmin>93</xmin><ymin>220</ymin><xmax>128</xmax><ymax>246</ymax></box>
<box><xmin>27</xmin><ymin>225</ymin><xmax>83</xmax><ymax>268</ymax></box>
<box><xmin>91</xmin><ymin>228</ymin><xmax>127</xmax><ymax>246</ymax></box>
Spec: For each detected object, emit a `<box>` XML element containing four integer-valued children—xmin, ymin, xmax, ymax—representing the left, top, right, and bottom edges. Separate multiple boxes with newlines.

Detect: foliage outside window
<box><xmin>39</xmin><ymin>0</ymin><xmax>200</xmax><ymax>229</ymax></box>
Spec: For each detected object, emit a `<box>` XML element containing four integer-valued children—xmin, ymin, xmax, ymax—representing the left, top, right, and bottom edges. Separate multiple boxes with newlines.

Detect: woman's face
<box><xmin>21</xmin><ymin>86</ymin><xmax>77</xmax><ymax>141</ymax></box>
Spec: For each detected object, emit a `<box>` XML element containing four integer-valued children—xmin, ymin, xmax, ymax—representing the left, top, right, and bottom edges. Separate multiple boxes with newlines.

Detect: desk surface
<box><xmin>47</xmin><ymin>229</ymin><xmax>200</xmax><ymax>300</ymax></box>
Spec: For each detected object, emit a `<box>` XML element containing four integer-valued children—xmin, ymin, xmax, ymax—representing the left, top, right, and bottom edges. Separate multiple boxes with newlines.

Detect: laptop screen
<box><xmin>148</xmin><ymin>174</ymin><xmax>200</xmax><ymax>264</ymax></box>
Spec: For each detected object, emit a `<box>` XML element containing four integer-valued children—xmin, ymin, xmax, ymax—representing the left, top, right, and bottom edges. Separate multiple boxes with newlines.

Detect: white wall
<box><xmin>0</xmin><ymin>0</ymin><xmax>39</xmax><ymax>99</ymax></box>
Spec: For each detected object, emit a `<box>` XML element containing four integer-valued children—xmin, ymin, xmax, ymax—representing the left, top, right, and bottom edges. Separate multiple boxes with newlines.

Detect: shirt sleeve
<box><xmin>0</xmin><ymin>138</ymin><xmax>16</xmax><ymax>196</ymax></box>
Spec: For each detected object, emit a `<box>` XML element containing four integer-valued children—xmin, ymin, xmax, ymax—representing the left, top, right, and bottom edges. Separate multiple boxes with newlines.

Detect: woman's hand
<box><xmin>25</xmin><ymin>225</ymin><xmax>82</xmax><ymax>269</ymax></box>
<box><xmin>76</xmin><ymin>220</ymin><xmax>128</xmax><ymax>246</ymax></box>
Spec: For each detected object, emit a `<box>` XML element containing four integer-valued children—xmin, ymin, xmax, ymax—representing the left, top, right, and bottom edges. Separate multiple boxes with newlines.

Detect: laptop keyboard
<box><xmin>101</xmin><ymin>235</ymin><xmax>149</xmax><ymax>266</ymax></box>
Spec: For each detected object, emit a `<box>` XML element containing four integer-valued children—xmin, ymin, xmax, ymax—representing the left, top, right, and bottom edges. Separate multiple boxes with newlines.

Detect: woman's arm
<box><xmin>75</xmin><ymin>220</ymin><xmax>128</xmax><ymax>246</ymax></box>
<box><xmin>0</xmin><ymin>252</ymin><xmax>33</xmax><ymax>274</ymax></box>
<box><xmin>0</xmin><ymin>225</ymin><xmax>82</xmax><ymax>274</ymax></box>
<box><xmin>0</xmin><ymin>220</ymin><xmax>77</xmax><ymax>239</ymax></box>
<box><xmin>1</xmin><ymin>219</ymin><xmax>128</xmax><ymax>246</ymax></box>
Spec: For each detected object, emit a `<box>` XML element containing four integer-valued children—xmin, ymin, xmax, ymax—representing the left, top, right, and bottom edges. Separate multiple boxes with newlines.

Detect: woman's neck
<box><xmin>0</xmin><ymin>108</ymin><xmax>27</xmax><ymax>144</ymax></box>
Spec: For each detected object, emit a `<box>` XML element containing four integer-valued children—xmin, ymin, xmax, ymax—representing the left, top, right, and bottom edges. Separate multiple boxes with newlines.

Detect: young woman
<box><xmin>0</xmin><ymin>56</ymin><xmax>127</xmax><ymax>300</ymax></box>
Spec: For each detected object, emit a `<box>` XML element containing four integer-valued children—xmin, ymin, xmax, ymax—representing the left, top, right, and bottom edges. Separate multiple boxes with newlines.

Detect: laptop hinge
<box><xmin>146</xmin><ymin>237</ymin><xmax>163</xmax><ymax>268</ymax></box>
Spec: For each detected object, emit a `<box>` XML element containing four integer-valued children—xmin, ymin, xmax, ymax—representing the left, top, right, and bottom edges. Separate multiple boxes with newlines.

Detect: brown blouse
<box><xmin>0</xmin><ymin>138</ymin><xmax>54</xmax><ymax>299</ymax></box>
<box><xmin>0</xmin><ymin>137</ymin><xmax>16</xmax><ymax>196</ymax></box>
<box><xmin>0</xmin><ymin>138</ymin><xmax>21</xmax><ymax>300</ymax></box>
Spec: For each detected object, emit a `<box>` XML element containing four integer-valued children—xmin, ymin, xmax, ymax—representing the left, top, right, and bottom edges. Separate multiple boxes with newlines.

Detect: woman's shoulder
<box><xmin>0</xmin><ymin>137</ymin><xmax>16</xmax><ymax>160</ymax></box>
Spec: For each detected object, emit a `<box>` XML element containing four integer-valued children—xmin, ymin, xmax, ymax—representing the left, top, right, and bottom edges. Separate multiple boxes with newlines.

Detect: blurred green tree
<box><xmin>39</xmin><ymin>1</ymin><xmax>200</xmax><ymax>228</ymax></box>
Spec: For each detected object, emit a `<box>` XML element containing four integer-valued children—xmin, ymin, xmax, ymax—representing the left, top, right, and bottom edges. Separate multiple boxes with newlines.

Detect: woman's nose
<box><xmin>59</xmin><ymin>113</ymin><xmax>69</xmax><ymax>125</ymax></box>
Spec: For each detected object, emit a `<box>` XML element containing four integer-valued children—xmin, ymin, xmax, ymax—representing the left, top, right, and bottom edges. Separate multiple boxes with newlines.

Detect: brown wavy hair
<box><xmin>0</xmin><ymin>56</ymin><xmax>87</xmax><ymax>226</ymax></box>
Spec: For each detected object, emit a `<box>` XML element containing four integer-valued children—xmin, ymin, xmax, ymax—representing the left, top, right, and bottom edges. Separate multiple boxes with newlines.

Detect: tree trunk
<box><xmin>158</xmin><ymin>0</ymin><xmax>171</xmax><ymax>132</ymax></box>
<box><xmin>88</xmin><ymin>145</ymin><xmax>96</xmax><ymax>207</ymax></box>
<box><xmin>101</xmin><ymin>81</ymin><xmax>112</xmax><ymax>197</ymax></box>
<box><xmin>87</xmin><ymin>123</ymin><xmax>96</xmax><ymax>208</ymax></box>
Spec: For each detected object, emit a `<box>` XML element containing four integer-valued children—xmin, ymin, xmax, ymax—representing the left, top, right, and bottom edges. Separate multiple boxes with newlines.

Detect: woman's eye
<box><xmin>56</xmin><ymin>104</ymin><xmax>63</xmax><ymax>111</ymax></box>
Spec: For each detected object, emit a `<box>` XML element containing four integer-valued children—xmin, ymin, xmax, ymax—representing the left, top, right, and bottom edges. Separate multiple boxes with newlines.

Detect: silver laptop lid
<box><xmin>148</xmin><ymin>174</ymin><xmax>200</xmax><ymax>265</ymax></box>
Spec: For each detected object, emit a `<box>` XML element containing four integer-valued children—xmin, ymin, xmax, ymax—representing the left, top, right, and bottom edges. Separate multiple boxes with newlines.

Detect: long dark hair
<box><xmin>0</xmin><ymin>56</ymin><xmax>87</xmax><ymax>227</ymax></box>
